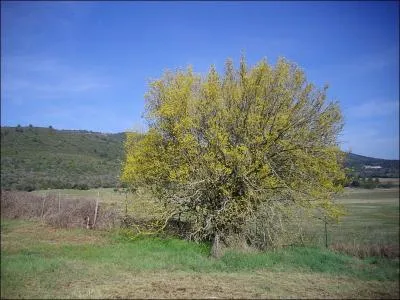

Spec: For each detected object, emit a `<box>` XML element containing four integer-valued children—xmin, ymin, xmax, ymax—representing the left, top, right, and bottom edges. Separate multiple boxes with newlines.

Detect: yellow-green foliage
<box><xmin>122</xmin><ymin>56</ymin><xmax>345</xmax><ymax>241</ymax></box>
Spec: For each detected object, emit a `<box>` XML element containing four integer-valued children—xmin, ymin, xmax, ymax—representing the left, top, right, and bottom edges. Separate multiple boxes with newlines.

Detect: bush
<box><xmin>1</xmin><ymin>191</ymin><xmax>120</xmax><ymax>230</ymax></box>
<box><xmin>0</xmin><ymin>191</ymin><xmax>42</xmax><ymax>219</ymax></box>
<box><xmin>15</xmin><ymin>183</ymin><xmax>36</xmax><ymax>192</ymax></box>
<box><xmin>73</xmin><ymin>183</ymin><xmax>89</xmax><ymax>190</ymax></box>
<box><xmin>244</xmin><ymin>201</ymin><xmax>315</xmax><ymax>250</ymax></box>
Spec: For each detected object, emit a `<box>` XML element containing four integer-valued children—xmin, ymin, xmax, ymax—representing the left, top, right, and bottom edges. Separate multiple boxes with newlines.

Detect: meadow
<box><xmin>311</xmin><ymin>188</ymin><xmax>399</xmax><ymax>247</ymax></box>
<box><xmin>1</xmin><ymin>188</ymin><xmax>399</xmax><ymax>298</ymax></box>
<box><xmin>32</xmin><ymin>187</ymin><xmax>399</xmax><ymax>247</ymax></box>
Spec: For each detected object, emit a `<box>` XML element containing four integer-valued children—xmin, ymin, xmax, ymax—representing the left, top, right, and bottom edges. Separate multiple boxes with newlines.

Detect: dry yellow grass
<box><xmin>66</xmin><ymin>270</ymin><xmax>399</xmax><ymax>299</ymax></box>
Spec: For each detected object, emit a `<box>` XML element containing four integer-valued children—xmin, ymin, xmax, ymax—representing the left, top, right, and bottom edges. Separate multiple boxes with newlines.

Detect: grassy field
<box><xmin>1</xmin><ymin>219</ymin><xmax>399</xmax><ymax>299</ymax></box>
<box><xmin>33</xmin><ymin>187</ymin><xmax>400</xmax><ymax>246</ymax></box>
<box><xmin>378</xmin><ymin>178</ymin><xmax>400</xmax><ymax>185</ymax></box>
<box><xmin>1</xmin><ymin>188</ymin><xmax>399</xmax><ymax>298</ymax></box>
<box><xmin>310</xmin><ymin>188</ymin><xmax>399</xmax><ymax>247</ymax></box>
<box><xmin>32</xmin><ymin>188</ymin><xmax>125</xmax><ymax>204</ymax></box>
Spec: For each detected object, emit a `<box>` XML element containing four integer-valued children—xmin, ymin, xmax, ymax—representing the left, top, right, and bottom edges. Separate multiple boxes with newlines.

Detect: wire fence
<box><xmin>1</xmin><ymin>191</ymin><xmax>121</xmax><ymax>230</ymax></box>
<box><xmin>1</xmin><ymin>189</ymin><xmax>398</xmax><ymax>258</ymax></box>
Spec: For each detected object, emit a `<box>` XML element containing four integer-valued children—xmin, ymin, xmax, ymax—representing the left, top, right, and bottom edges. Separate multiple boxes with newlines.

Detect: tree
<box><xmin>122</xmin><ymin>56</ymin><xmax>345</xmax><ymax>256</ymax></box>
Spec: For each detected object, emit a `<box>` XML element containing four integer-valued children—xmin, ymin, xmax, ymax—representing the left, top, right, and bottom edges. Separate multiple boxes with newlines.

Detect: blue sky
<box><xmin>1</xmin><ymin>1</ymin><xmax>399</xmax><ymax>159</ymax></box>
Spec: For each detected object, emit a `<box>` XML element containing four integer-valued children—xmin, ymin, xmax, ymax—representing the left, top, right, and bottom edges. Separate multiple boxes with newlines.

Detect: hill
<box><xmin>1</xmin><ymin>126</ymin><xmax>125</xmax><ymax>191</ymax></box>
<box><xmin>345</xmin><ymin>153</ymin><xmax>399</xmax><ymax>178</ymax></box>
<box><xmin>1</xmin><ymin>126</ymin><xmax>398</xmax><ymax>191</ymax></box>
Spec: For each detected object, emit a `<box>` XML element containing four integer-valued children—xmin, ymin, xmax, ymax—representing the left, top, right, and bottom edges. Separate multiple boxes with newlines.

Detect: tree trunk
<box><xmin>211</xmin><ymin>233</ymin><xmax>222</xmax><ymax>258</ymax></box>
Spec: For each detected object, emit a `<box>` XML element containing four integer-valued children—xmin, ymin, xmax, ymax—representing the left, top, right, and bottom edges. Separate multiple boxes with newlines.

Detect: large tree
<box><xmin>122</xmin><ymin>56</ymin><xmax>345</xmax><ymax>255</ymax></box>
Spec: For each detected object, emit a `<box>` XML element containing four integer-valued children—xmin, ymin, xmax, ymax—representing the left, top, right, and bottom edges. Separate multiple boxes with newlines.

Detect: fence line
<box><xmin>1</xmin><ymin>191</ymin><xmax>121</xmax><ymax>230</ymax></box>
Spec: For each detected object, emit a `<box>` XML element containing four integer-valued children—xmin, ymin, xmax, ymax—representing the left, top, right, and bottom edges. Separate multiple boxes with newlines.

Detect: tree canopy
<box><xmin>121</xmin><ymin>56</ymin><xmax>345</xmax><ymax>253</ymax></box>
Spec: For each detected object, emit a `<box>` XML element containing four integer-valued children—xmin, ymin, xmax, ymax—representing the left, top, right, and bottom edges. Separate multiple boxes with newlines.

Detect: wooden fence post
<box><xmin>41</xmin><ymin>196</ymin><xmax>46</xmax><ymax>219</ymax></box>
<box><xmin>86</xmin><ymin>216</ymin><xmax>90</xmax><ymax>229</ymax></box>
<box><xmin>324</xmin><ymin>216</ymin><xmax>328</xmax><ymax>248</ymax></box>
<box><xmin>58</xmin><ymin>192</ymin><xmax>61</xmax><ymax>213</ymax></box>
<box><xmin>93</xmin><ymin>192</ymin><xmax>99</xmax><ymax>229</ymax></box>
<box><xmin>125</xmin><ymin>191</ymin><xmax>128</xmax><ymax>215</ymax></box>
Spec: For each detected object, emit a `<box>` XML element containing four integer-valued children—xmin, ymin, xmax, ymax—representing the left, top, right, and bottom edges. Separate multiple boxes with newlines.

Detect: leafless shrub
<box><xmin>330</xmin><ymin>242</ymin><xmax>399</xmax><ymax>259</ymax></box>
<box><xmin>1</xmin><ymin>190</ymin><xmax>43</xmax><ymax>219</ymax></box>
<box><xmin>46</xmin><ymin>197</ymin><xmax>96</xmax><ymax>228</ymax></box>
<box><xmin>244</xmin><ymin>201</ymin><xmax>314</xmax><ymax>250</ymax></box>
<box><xmin>1</xmin><ymin>190</ymin><xmax>120</xmax><ymax>230</ymax></box>
<box><xmin>95</xmin><ymin>203</ymin><xmax>120</xmax><ymax>230</ymax></box>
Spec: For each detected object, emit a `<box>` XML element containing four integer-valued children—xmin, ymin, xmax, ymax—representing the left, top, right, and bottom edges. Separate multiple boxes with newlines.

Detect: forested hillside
<box><xmin>1</xmin><ymin>126</ymin><xmax>398</xmax><ymax>191</ymax></box>
<box><xmin>345</xmin><ymin>153</ymin><xmax>399</xmax><ymax>178</ymax></box>
<box><xmin>1</xmin><ymin>126</ymin><xmax>125</xmax><ymax>191</ymax></box>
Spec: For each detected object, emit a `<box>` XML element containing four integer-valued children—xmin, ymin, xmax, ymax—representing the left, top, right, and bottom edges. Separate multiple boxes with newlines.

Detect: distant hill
<box><xmin>1</xmin><ymin>126</ymin><xmax>125</xmax><ymax>191</ymax></box>
<box><xmin>344</xmin><ymin>153</ymin><xmax>399</xmax><ymax>178</ymax></box>
<box><xmin>1</xmin><ymin>126</ymin><xmax>398</xmax><ymax>191</ymax></box>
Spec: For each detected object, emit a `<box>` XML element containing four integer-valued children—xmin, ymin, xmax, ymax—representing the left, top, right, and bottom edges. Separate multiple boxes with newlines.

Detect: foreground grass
<box><xmin>1</xmin><ymin>219</ymin><xmax>399</xmax><ymax>299</ymax></box>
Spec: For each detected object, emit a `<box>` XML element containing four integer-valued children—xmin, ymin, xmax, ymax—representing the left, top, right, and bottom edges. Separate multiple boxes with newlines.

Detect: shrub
<box><xmin>1</xmin><ymin>191</ymin><xmax>120</xmax><ymax>230</ymax></box>
<box><xmin>72</xmin><ymin>183</ymin><xmax>90</xmax><ymax>190</ymax></box>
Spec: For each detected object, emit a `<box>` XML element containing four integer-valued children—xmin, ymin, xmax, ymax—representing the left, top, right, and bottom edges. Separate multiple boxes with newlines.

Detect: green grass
<box><xmin>2</xmin><ymin>219</ymin><xmax>398</xmax><ymax>280</ymax></box>
<box><xmin>337</xmin><ymin>188</ymin><xmax>399</xmax><ymax>200</ymax></box>
<box><xmin>2</xmin><ymin>186</ymin><xmax>400</xmax><ymax>299</ymax></box>
<box><xmin>1</xmin><ymin>219</ymin><xmax>399</xmax><ymax>298</ymax></box>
